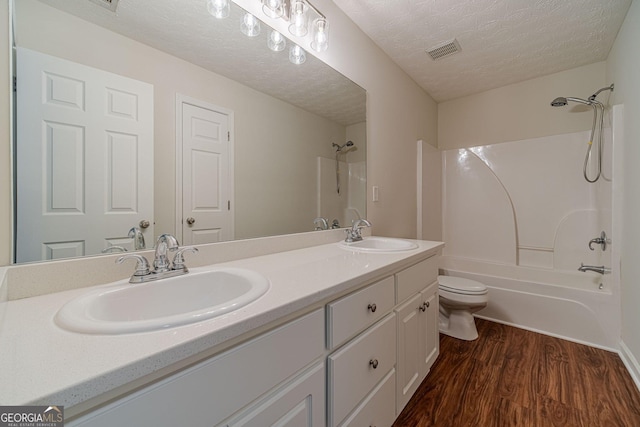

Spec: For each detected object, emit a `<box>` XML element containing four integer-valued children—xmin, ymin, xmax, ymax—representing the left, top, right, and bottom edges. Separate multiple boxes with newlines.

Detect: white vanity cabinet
<box><xmin>65</xmin><ymin>248</ymin><xmax>442</xmax><ymax>427</ymax></box>
<box><xmin>68</xmin><ymin>309</ymin><xmax>325</xmax><ymax>427</ymax></box>
<box><xmin>395</xmin><ymin>256</ymin><xmax>440</xmax><ymax>414</ymax></box>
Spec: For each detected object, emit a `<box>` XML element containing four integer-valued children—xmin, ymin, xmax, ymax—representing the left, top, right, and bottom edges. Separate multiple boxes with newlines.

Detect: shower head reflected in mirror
<box><xmin>332</xmin><ymin>140</ymin><xmax>354</xmax><ymax>152</ymax></box>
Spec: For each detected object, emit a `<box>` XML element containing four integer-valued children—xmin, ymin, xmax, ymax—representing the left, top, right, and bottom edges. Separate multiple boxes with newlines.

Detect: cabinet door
<box><xmin>395</xmin><ymin>293</ymin><xmax>422</xmax><ymax>414</ymax></box>
<box><xmin>224</xmin><ymin>362</ymin><xmax>325</xmax><ymax>427</ymax></box>
<box><xmin>340</xmin><ymin>369</ymin><xmax>396</xmax><ymax>427</ymax></box>
<box><xmin>421</xmin><ymin>287</ymin><xmax>439</xmax><ymax>373</ymax></box>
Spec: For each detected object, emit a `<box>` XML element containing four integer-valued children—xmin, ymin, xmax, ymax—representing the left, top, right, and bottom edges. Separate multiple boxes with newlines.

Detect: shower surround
<box><xmin>441</xmin><ymin>120</ymin><xmax>621</xmax><ymax>349</ymax></box>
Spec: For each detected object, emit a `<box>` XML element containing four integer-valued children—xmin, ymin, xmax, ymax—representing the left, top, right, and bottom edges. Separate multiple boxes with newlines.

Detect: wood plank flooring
<box><xmin>393</xmin><ymin>319</ymin><xmax>640</xmax><ymax>427</ymax></box>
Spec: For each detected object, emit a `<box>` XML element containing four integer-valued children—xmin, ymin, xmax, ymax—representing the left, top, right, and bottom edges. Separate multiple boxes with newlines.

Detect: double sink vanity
<box><xmin>0</xmin><ymin>232</ymin><xmax>443</xmax><ymax>426</ymax></box>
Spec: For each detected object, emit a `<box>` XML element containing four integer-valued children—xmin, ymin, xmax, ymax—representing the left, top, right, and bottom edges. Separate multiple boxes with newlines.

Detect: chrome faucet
<box><xmin>116</xmin><ymin>234</ymin><xmax>199</xmax><ymax>283</ymax></box>
<box><xmin>588</xmin><ymin>231</ymin><xmax>610</xmax><ymax>251</ymax></box>
<box><xmin>345</xmin><ymin>219</ymin><xmax>372</xmax><ymax>243</ymax></box>
<box><xmin>128</xmin><ymin>227</ymin><xmax>146</xmax><ymax>250</ymax></box>
<box><xmin>313</xmin><ymin>217</ymin><xmax>329</xmax><ymax>231</ymax></box>
<box><xmin>578</xmin><ymin>263</ymin><xmax>611</xmax><ymax>275</ymax></box>
<box><xmin>153</xmin><ymin>234</ymin><xmax>179</xmax><ymax>272</ymax></box>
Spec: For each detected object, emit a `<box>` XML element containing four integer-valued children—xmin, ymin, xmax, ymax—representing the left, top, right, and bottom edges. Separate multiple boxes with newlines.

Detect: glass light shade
<box><xmin>289</xmin><ymin>44</ymin><xmax>306</xmax><ymax>65</ymax></box>
<box><xmin>240</xmin><ymin>12</ymin><xmax>261</xmax><ymax>37</ymax></box>
<box><xmin>310</xmin><ymin>17</ymin><xmax>329</xmax><ymax>52</ymax></box>
<box><xmin>207</xmin><ymin>0</ymin><xmax>230</xmax><ymax>19</ymax></box>
<box><xmin>288</xmin><ymin>0</ymin><xmax>308</xmax><ymax>37</ymax></box>
<box><xmin>268</xmin><ymin>30</ymin><xmax>286</xmax><ymax>52</ymax></box>
<box><xmin>261</xmin><ymin>0</ymin><xmax>284</xmax><ymax>19</ymax></box>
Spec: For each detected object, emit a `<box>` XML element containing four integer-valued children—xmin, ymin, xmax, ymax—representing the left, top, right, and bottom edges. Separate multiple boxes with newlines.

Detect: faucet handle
<box><xmin>172</xmin><ymin>247</ymin><xmax>199</xmax><ymax>271</ymax></box>
<box><xmin>116</xmin><ymin>254</ymin><xmax>151</xmax><ymax>277</ymax></box>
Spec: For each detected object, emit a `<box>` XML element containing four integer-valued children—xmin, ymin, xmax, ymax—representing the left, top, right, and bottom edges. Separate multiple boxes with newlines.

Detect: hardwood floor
<box><xmin>393</xmin><ymin>319</ymin><xmax>640</xmax><ymax>427</ymax></box>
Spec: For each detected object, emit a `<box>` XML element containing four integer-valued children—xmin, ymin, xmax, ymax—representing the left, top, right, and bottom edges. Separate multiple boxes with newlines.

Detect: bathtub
<box><xmin>439</xmin><ymin>256</ymin><xmax>620</xmax><ymax>351</ymax></box>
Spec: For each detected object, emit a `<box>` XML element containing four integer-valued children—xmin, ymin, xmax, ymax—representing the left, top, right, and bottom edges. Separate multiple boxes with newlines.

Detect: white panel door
<box><xmin>180</xmin><ymin>100</ymin><xmax>233</xmax><ymax>244</ymax></box>
<box><xmin>16</xmin><ymin>48</ymin><xmax>154</xmax><ymax>262</ymax></box>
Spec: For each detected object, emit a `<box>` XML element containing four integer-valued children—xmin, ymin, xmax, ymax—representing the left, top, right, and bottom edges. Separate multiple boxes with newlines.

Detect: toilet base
<box><xmin>439</xmin><ymin>309</ymin><xmax>479</xmax><ymax>341</ymax></box>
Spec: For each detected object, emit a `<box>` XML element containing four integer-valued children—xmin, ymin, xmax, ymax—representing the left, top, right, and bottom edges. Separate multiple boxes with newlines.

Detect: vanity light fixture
<box><xmin>261</xmin><ymin>0</ymin><xmax>330</xmax><ymax>52</ymax></box>
<box><xmin>240</xmin><ymin>12</ymin><xmax>261</xmax><ymax>37</ymax></box>
<box><xmin>310</xmin><ymin>17</ymin><xmax>329</xmax><ymax>52</ymax></box>
<box><xmin>262</xmin><ymin>0</ymin><xmax>285</xmax><ymax>18</ymax></box>
<box><xmin>207</xmin><ymin>0</ymin><xmax>327</xmax><ymax>64</ymax></box>
<box><xmin>206</xmin><ymin>0</ymin><xmax>230</xmax><ymax>19</ymax></box>
<box><xmin>288</xmin><ymin>0</ymin><xmax>309</xmax><ymax>37</ymax></box>
<box><xmin>289</xmin><ymin>44</ymin><xmax>306</xmax><ymax>64</ymax></box>
<box><xmin>268</xmin><ymin>30</ymin><xmax>287</xmax><ymax>52</ymax></box>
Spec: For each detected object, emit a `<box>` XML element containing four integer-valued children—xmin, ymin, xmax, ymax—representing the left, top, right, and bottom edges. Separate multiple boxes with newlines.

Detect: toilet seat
<box><xmin>438</xmin><ymin>275</ymin><xmax>487</xmax><ymax>296</ymax></box>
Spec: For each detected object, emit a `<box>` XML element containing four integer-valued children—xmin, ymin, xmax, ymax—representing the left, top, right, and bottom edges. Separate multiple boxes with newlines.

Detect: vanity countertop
<box><xmin>0</xmin><ymin>238</ymin><xmax>443</xmax><ymax>412</ymax></box>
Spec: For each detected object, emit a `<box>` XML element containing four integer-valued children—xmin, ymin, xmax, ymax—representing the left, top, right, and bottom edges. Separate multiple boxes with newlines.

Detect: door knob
<box><xmin>139</xmin><ymin>219</ymin><xmax>150</xmax><ymax>229</ymax></box>
<box><xmin>186</xmin><ymin>217</ymin><xmax>196</xmax><ymax>225</ymax></box>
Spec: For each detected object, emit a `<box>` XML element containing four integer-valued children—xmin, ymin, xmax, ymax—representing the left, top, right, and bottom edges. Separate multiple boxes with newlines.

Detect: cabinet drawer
<box><xmin>328</xmin><ymin>313</ymin><xmax>396</xmax><ymax>427</ymax></box>
<box><xmin>340</xmin><ymin>369</ymin><xmax>396</xmax><ymax>427</ymax></box>
<box><xmin>70</xmin><ymin>309</ymin><xmax>325</xmax><ymax>427</ymax></box>
<box><xmin>396</xmin><ymin>255</ymin><xmax>438</xmax><ymax>303</ymax></box>
<box><xmin>327</xmin><ymin>275</ymin><xmax>394</xmax><ymax>349</ymax></box>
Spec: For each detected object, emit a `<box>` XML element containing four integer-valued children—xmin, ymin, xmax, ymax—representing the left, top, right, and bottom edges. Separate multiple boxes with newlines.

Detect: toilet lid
<box><xmin>438</xmin><ymin>275</ymin><xmax>487</xmax><ymax>295</ymax></box>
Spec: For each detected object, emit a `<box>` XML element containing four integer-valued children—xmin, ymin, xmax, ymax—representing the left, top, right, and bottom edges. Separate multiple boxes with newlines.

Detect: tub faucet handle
<box><xmin>588</xmin><ymin>231</ymin><xmax>609</xmax><ymax>251</ymax></box>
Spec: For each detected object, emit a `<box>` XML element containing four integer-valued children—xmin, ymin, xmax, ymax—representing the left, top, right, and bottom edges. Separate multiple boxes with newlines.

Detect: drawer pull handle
<box><xmin>426</xmin><ymin>301</ymin><xmax>430</xmax><ymax>308</ymax></box>
<box><xmin>419</xmin><ymin>302</ymin><xmax>427</xmax><ymax>312</ymax></box>
<box><xmin>369</xmin><ymin>359</ymin><xmax>379</xmax><ymax>369</ymax></box>
<box><xmin>368</xmin><ymin>303</ymin><xmax>377</xmax><ymax>313</ymax></box>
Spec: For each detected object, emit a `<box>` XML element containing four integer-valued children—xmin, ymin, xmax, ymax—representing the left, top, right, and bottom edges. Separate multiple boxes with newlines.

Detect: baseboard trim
<box><xmin>619</xmin><ymin>340</ymin><xmax>640</xmax><ymax>393</ymax></box>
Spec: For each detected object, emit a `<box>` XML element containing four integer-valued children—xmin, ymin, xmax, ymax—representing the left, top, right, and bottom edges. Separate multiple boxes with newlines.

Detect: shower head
<box><xmin>550</xmin><ymin>96</ymin><xmax>592</xmax><ymax>107</ymax></box>
<box><xmin>333</xmin><ymin>141</ymin><xmax>355</xmax><ymax>152</ymax></box>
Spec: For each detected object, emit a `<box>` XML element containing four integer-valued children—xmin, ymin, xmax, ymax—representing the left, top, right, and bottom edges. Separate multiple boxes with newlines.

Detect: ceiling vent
<box><xmin>87</xmin><ymin>0</ymin><xmax>119</xmax><ymax>12</ymax></box>
<box><xmin>426</xmin><ymin>39</ymin><xmax>461</xmax><ymax>61</ymax></box>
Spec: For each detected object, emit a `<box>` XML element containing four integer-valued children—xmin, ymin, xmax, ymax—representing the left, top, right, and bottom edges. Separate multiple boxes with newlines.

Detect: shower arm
<box><xmin>589</xmin><ymin>84</ymin><xmax>615</xmax><ymax>102</ymax></box>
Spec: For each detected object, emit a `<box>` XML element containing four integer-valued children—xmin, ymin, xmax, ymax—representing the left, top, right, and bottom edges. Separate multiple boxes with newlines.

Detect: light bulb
<box><xmin>288</xmin><ymin>0</ymin><xmax>308</xmax><ymax>37</ymax></box>
<box><xmin>311</xmin><ymin>18</ymin><xmax>329</xmax><ymax>52</ymax></box>
<box><xmin>207</xmin><ymin>0</ymin><xmax>230</xmax><ymax>19</ymax></box>
<box><xmin>268</xmin><ymin>30</ymin><xmax>286</xmax><ymax>52</ymax></box>
<box><xmin>240</xmin><ymin>12</ymin><xmax>261</xmax><ymax>37</ymax></box>
<box><xmin>262</xmin><ymin>0</ymin><xmax>284</xmax><ymax>18</ymax></box>
<box><xmin>289</xmin><ymin>44</ymin><xmax>306</xmax><ymax>65</ymax></box>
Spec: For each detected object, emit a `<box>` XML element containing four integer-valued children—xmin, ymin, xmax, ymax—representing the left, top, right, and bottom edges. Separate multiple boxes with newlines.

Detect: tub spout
<box><xmin>578</xmin><ymin>263</ymin><xmax>611</xmax><ymax>275</ymax></box>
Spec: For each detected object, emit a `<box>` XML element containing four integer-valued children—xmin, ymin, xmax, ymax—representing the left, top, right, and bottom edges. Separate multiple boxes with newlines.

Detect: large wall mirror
<box><xmin>12</xmin><ymin>0</ymin><xmax>366</xmax><ymax>264</ymax></box>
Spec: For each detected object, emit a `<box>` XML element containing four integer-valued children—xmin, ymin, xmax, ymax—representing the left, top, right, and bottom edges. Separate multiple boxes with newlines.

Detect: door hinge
<box><xmin>13</xmin><ymin>76</ymin><xmax>16</xmax><ymax>92</ymax></box>
<box><xmin>228</xmin><ymin>200</ymin><xmax>231</xmax><ymax>210</ymax></box>
<box><xmin>227</xmin><ymin>131</ymin><xmax>230</xmax><ymax>141</ymax></box>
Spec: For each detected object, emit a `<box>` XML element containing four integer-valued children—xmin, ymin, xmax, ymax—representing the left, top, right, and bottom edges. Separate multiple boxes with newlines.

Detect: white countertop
<box><xmin>0</xmin><ymin>239</ymin><xmax>442</xmax><ymax>410</ymax></box>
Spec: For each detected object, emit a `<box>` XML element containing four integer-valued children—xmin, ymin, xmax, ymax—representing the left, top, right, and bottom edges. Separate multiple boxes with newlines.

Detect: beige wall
<box><xmin>607</xmin><ymin>0</ymin><xmax>640</xmax><ymax>376</ymax></box>
<box><xmin>12</xmin><ymin>0</ymin><xmax>348</xmax><ymax>250</ymax></box>
<box><xmin>0</xmin><ymin>0</ymin><xmax>10</xmax><ymax>265</ymax></box>
<box><xmin>235</xmin><ymin>0</ymin><xmax>439</xmax><ymax>240</ymax></box>
<box><xmin>438</xmin><ymin>62</ymin><xmax>607</xmax><ymax>150</ymax></box>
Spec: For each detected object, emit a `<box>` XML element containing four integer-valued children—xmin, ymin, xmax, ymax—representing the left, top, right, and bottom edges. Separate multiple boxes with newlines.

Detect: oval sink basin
<box><xmin>338</xmin><ymin>237</ymin><xmax>419</xmax><ymax>252</ymax></box>
<box><xmin>55</xmin><ymin>267</ymin><xmax>270</xmax><ymax>334</ymax></box>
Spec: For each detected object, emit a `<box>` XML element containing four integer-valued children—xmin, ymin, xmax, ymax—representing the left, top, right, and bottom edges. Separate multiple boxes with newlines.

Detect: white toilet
<box><xmin>437</xmin><ymin>275</ymin><xmax>489</xmax><ymax>341</ymax></box>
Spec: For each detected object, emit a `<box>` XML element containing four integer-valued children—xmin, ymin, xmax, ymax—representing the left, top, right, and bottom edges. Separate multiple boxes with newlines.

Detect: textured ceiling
<box><xmin>333</xmin><ymin>0</ymin><xmax>632</xmax><ymax>102</ymax></box>
<box><xmin>35</xmin><ymin>0</ymin><xmax>366</xmax><ymax>126</ymax></box>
